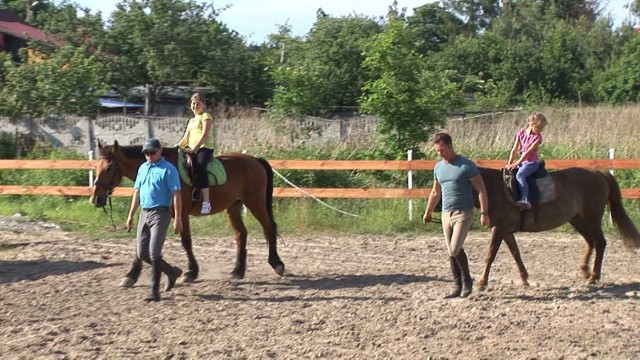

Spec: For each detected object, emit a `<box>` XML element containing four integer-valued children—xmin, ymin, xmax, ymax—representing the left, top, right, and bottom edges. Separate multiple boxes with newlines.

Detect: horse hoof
<box><xmin>180</xmin><ymin>271</ymin><xmax>197</xmax><ymax>284</ymax></box>
<box><xmin>120</xmin><ymin>277</ymin><xmax>136</xmax><ymax>288</ymax></box>
<box><xmin>522</xmin><ymin>281</ymin><xmax>530</xmax><ymax>288</ymax></box>
<box><xmin>230</xmin><ymin>270</ymin><xmax>245</xmax><ymax>279</ymax></box>
<box><xmin>274</xmin><ymin>264</ymin><xmax>285</xmax><ymax>276</ymax></box>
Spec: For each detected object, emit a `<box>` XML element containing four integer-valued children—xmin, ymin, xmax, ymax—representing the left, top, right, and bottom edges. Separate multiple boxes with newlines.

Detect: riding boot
<box><xmin>457</xmin><ymin>250</ymin><xmax>473</xmax><ymax>298</ymax></box>
<box><xmin>145</xmin><ymin>259</ymin><xmax>162</xmax><ymax>302</ymax></box>
<box><xmin>444</xmin><ymin>256</ymin><xmax>462</xmax><ymax>299</ymax></box>
<box><xmin>161</xmin><ymin>260</ymin><xmax>182</xmax><ymax>292</ymax></box>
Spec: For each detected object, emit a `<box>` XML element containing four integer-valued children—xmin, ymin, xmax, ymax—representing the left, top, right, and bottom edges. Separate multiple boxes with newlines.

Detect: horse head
<box><xmin>91</xmin><ymin>140</ymin><xmax>126</xmax><ymax>208</ymax></box>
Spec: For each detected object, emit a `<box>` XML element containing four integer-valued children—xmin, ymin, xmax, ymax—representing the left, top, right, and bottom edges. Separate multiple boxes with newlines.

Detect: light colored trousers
<box><xmin>441</xmin><ymin>209</ymin><xmax>474</xmax><ymax>257</ymax></box>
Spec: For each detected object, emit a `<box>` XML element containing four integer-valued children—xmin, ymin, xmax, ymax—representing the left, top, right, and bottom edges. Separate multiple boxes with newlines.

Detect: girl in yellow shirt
<box><xmin>178</xmin><ymin>93</ymin><xmax>215</xmax><ymax>214</ymax></box>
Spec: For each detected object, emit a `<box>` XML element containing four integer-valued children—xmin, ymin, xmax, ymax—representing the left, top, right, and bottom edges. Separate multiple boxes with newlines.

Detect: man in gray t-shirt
<box><xmin>423</xmin><ymin>133</ymin><xmax>490</xmax><ymax>298</ymax></box>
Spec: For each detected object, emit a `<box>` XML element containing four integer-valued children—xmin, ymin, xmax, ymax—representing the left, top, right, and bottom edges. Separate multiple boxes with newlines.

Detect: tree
<box><xmin>441</xmin><ymin>0</ymin><xmax>501</xmax><ymax>35</ymax></box>
<box><xmin>407</xmin><ymin>3</ymin><xmax>467</xmax><ymax>55</ymax></box>
<box><xmin>0</xmin><ymin>44</ymin><xmax>107</xmax><ymax>117</ymax></box>
<box><xmin>268</xmin><ymin>12</ymin><xmax>381</xmax><ymax>117</ymax></box>
<box><xmin>360</xmin><ymin>12</ymin><xmax>462</xmax><ymax>158</ymax></box>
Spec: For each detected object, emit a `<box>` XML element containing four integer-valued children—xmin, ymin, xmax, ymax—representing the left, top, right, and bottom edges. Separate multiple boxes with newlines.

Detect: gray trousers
<box><xmin>136</xmin><ymin>208</ymin><xmax>171</xmax><ymax>263</ymax></box>
<box><xmin>441</xmin><ymin>209</ymin><xmax>474</xmax><ymax>257</ymax></box>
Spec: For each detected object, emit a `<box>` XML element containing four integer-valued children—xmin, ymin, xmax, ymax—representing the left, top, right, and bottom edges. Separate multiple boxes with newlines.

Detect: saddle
<box><xmin>177</xmin><ymin>148</ymin><xmax>227</xmax><ymax>188</ymax></box>
<box><xmin>503</xmin><ymin>160</ymin><xmax>556</xmax><ymax>207</ymax></box>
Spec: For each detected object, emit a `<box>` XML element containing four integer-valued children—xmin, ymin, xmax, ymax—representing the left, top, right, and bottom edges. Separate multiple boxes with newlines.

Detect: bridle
<box><xmin>94</xmin><ymin>155</ymin><xmax>121</xmax><ymax>229</ymax></box>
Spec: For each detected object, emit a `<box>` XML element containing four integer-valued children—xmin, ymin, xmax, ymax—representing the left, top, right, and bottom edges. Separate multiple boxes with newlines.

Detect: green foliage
<box><xmin>360</xmin><ymin>13</ymin><xmax>463</xmax><ymax>158</ymax></box>
<box><xmin>594</xmin><ymin>36</ymin><xmax>640</xmax><ymax>103</ymax></box>
<box><xmin>0</xmin><ymin>131</ymin><xmax>17</xmax><ymax>159</ymax></box>
<box><xmin>0</xmin><ymin>45</ymin><xmax>107</xmax><ymax>117</ymax></box>
<box><xmin>268</xmin><ymin>14</ymin><xmax>381</xmax><ymax>117</ymax></box>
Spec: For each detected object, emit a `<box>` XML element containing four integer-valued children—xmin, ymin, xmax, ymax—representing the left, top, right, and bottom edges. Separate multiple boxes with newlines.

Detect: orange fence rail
<box><xmin>0</xmin><ymin>159</ymin><xmax>639</xmax><ymax>199</ymax></box>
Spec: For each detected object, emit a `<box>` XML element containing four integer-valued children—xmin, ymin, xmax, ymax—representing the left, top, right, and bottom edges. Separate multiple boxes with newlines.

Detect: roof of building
<box><xmin>0</xmin><ymin>9</ymin><xmax>61</xmax><ymax>46</ymax></box>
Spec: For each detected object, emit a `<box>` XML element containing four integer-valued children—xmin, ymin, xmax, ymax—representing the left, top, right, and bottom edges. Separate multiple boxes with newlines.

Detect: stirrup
<box><xmin>200</xmin><ymin>201</ymin><xmax>211</xmax><ymax>214</ymax></box>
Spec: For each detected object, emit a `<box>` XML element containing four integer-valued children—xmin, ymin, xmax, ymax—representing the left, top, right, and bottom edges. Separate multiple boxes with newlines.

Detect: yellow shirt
<box><xmin>186</xmin><ymin>113</ymin><xmax>215</xmax><ymax>149</ymax></box>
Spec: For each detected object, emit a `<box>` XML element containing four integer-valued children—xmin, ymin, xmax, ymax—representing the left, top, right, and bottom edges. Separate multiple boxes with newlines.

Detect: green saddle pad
<box><xmin>177</xmin><ymin>148</ymin><xmax>227</xmax><ymax>186</ymax></box>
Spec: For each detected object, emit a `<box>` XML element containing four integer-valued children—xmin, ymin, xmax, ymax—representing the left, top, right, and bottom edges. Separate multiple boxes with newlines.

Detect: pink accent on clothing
<box><xmin>516</xmin><ymin>127</ymin><xmax>543</xmax><ymax>162</ymax></box>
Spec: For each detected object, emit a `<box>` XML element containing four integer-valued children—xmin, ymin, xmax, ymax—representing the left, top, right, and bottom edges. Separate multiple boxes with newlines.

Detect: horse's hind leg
<box><xmin>227</xmin><ymin>201</ymin><xmax>248</xmax><ymax>279</ymax></box>
<box><xmin>586</xmin><ymin>223</ymin><xmax>607</xmax><ymax>284</ymax></box>
<box><xmin>569</xmin><ymin>216</ymin><xmax>594</xmax><ymax>279</ymax></box>
<box><xmin>120</xmin><ymin>255</ymin><xmax>143</xmax><ymax>288</ymax></box>
<box><xmin>503</xmin><ymin>233</ymin><xmax>529</xmax><ymax>287</ymax></box>
<box><xmin>244</xmin><ymin>200</ymin><xmax>285</xmax><ymax>276</ymax></box>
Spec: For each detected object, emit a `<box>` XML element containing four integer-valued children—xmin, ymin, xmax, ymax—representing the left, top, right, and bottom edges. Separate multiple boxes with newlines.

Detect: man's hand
<box><xmin>173</xmin><ymin>218</ymin><xmax>183</xmax><ymax>234</ymax></box>
<box><xmin>126</xmin><ymin>216</ymin><xmax>134</xmax><ymax>232</ymax></box>
<box><xmin>422</xmin><ymin>211</ymin><xmax>432</xmax><ymax>224</ymax></box>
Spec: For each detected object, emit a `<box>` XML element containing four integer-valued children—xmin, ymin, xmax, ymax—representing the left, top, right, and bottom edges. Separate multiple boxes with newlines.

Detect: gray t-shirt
<box><xmin>434</xmin><ymin>155</ymin><xmax>480</xmax><ymax>211</ymax></box>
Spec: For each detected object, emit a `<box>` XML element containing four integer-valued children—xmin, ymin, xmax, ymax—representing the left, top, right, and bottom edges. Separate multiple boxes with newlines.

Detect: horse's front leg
<box><xmin>227</xmin><ymin>202</ymin><xmax>247</xmax><ymax>279</ymax></box>
<box><xmin>120</xmin><ymin>255</ymin><xmax>142</xmax><ymax>288</ymax></box>
<box><xmin>478</xmin><ymin>226</ymin><xmax>503</xmax><ymax>289</ymax></box>
<box><xmin>180</xmin><ymin>216</ymin><xmax>199</xmax><ymax>283</ymax></box>
<box><xmin>503</xmin><ymin>232</ymin><xmax>529</xmax><ymax>287</ymax></box>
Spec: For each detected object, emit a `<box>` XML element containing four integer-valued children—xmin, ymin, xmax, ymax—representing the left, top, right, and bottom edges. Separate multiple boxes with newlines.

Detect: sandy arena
<box><xmin>1</xmin><ymin>216</ymin><xmax>639</xmax><ymax>359</ymax></box>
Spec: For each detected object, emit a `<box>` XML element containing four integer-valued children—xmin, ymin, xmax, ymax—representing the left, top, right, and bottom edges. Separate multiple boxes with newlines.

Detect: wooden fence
<box><xmin>0</xmin><ymin>159</ymin><xmax>639</xmax><ymax>199</ymax></box>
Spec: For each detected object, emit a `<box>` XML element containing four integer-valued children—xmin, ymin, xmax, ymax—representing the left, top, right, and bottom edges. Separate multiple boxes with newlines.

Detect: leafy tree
<box><xmin>407</xmin><ymin>3</ymin><xmax>467</xmax><ymax>55</ymax></box>
<box><xmin>441</xmin><ymin>0</ymin><xmax>501</xmax><ymax>35</ymax></box>
<box><xmin>594</xmin><ymin>35</ymin><xmax>640</xmax><ymax>103</ymax></box>
<box><xmin>360</xmin><ymin>12</ymin><xmax>463</xmax><ymax>158</ymax></box>
<box><xmin>0</xmin><ymin>44</ymin><xmax>107</xmax><ymax>117</ymax></box>
<box><xmin>268</xmin><ymin>12</ymin><xmax>381</xmax><ymax>117</ymax></box>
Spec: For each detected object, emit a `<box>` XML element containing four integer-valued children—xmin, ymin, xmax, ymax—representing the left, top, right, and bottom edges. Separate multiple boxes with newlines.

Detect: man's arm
<box><xmin>470</xmin><ymin>174</ymin><xmax>490</xmax><ymax>227</ymax></box>
<box><xmin>172</xmin><ymin>190</ymin><xmax>183</xmax><ymax>234</ymax></box>
<box><xmin>422</xmin><ymin>180</ymin><xmax>441</xmax><ymax>224</ymax></box>
<box><xmin>126</xmin><ymin>189</ymin><xmax>140</xmax><ymax>231</ymax></box>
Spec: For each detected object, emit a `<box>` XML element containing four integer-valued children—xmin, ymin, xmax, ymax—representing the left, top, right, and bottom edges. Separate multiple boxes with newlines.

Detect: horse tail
<box><xmin>256</xmin><ymin>157</ymin><xmax>279</xmax><ymax>235</ymax></box>
<box><xmin>604</xmin><ymin>171</ymin><xmax>640</xmax><ymax>248</ymax></box>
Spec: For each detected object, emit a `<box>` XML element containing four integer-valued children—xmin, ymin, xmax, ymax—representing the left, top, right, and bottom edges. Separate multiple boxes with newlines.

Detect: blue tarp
<box><xmin>99</xmin><ymin>98</ymin><xmax>144</xmax><ymax>108</ymax></box>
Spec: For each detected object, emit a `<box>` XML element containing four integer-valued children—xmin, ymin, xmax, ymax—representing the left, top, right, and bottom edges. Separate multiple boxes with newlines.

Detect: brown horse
<box><xmin>90</xmin><ymin>140</ymin><xmax>285</xmax><ymax>285</ymax></box>
<box><xmin>477</xmin><ymin>167</ymin><xmax>640</xmax><ymax>288</ymax></box>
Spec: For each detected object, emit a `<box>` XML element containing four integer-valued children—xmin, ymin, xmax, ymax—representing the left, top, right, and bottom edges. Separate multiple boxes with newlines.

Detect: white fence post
<box><xmin>88</xmin><ymin>150</ymin><xmax>94</xmax><ymax>187</ymax></box>
<box><xmin>407</xmin><ymin>149</ymin><xmax>413</xmax><ymax>222</ymax></box>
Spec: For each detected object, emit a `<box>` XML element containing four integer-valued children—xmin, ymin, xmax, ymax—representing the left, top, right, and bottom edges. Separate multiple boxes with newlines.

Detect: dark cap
<box><xmin>141</xmin><ymin>138</ymin><xmax>161</xmax><ymax>153</ymax></box>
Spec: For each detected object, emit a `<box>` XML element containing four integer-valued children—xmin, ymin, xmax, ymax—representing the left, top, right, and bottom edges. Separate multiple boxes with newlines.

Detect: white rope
<box><xmin>271</xmin><ymin>168</ymin><xmax>359</xmax><ymax>218</ymax></box>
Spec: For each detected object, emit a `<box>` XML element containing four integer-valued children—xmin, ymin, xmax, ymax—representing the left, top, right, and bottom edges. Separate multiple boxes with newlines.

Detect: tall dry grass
<box><xmin>215</xmin><ymin>104</ymin><xmax>640</xmax><ymax>160</ymax></box>
<box><xmin>440</xmin><ymin>105</ymin><xmax>640</xmax><ymax>159</ymax></box>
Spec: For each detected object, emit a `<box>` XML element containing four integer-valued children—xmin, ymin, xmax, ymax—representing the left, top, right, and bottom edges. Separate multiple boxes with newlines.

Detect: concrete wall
<box><xmin>0</xmin><ymin>115</ymin><xmax>379</xmax><ymax>156</ymax></box>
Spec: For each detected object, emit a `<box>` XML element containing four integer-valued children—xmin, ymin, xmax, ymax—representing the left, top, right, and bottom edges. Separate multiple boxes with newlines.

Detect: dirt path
<box><xmin>1</xmin><ymin>217</ymin><xmax>639</xmax><ymax>359</ymax></box>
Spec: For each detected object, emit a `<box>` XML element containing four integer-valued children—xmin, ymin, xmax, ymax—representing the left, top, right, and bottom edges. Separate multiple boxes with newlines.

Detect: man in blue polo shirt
<box><xmin>126</xmin><ymin>138</ymin><xmax>183</xmax><ymax>302</ymax></box>
<box><xmin>423</xmin><ymin>133</ymin><xmax>490</xmax><ymax>299</ymax></box>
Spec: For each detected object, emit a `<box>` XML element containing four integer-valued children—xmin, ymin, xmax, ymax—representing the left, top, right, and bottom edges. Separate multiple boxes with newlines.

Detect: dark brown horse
<box><xmin>478</xmin><ymin>167</ymin><xmax>640</xmax><ymax>288</ymax></box>
<box><xmin>90</xmin><ymin>141</ymin><xmax>285</xmax><ymax>285</ymax></box>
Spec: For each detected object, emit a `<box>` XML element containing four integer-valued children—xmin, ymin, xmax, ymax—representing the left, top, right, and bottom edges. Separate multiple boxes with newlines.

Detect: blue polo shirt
<box><xmin>434</xmin><ymin>155</ymin><xmax>479</xmax><ymax>211</ymax></box>
<box><xmin>134</xmin><ymin>157</ymin><xmax>181</xmax><ymax>209</ymax></box>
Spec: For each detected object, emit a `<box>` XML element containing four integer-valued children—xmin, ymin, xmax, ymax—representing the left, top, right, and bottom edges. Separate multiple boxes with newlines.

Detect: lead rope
<box><xmin>102</xmin><ymin>196</ymin><xmax>117</xmax><ymax>230</ymax></box>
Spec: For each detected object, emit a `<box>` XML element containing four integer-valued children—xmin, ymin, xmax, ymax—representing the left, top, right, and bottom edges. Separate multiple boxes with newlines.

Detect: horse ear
<box><xmin>95</xmin><ymin>138</ymin><xmax>102</xmax><ymax>150</ymax></box>
<box><xmin>112</xmin><ymin>140</ymin><xmax>120</xmax><ymax>153</ymax></box>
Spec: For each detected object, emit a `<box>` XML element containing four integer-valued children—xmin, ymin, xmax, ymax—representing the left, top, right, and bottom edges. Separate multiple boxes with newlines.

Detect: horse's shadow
<box><xmin>0</xmin><ymin>259</ymin><xmax>117</xmax><ymax>284</ymax></box>
<box><xmin>197</xmin><ymin>273</ymin><xmax>440</xmax><ymax>303</ymax></box>
<box><xmin>491</xmin><ymin>282</ymin><xmax>640</xmax><ymax>302</ymax></box>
